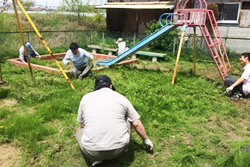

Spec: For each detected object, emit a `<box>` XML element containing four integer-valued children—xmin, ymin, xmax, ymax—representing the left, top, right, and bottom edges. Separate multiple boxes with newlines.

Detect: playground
<box><xmin>0</xmin><ymin>0</ymin><xmax>250</xmax><ymax>166</ymax></box>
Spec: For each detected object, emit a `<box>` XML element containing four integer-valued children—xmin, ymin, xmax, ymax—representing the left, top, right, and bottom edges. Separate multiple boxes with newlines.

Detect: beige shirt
<box><xmin>77</xmin><ymin>88</ymin><xmax>140</xmax><ymax>151</ymax></box>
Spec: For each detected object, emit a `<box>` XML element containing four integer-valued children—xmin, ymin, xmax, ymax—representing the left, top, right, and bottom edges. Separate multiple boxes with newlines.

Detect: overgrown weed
<box><xmin>0</xmin><ymin>57</ymin><xmax>249</xmax><ymax>166</ymax></box>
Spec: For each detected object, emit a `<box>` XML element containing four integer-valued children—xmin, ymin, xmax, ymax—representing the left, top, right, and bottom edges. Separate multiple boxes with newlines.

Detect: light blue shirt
<box><xmin>63</xmin><ymin>48</ymin><xmax>94</xmax><ymax>68</ymax></box>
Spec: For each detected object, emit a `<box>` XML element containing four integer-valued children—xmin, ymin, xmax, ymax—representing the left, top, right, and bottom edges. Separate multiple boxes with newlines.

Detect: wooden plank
<box><xmin>87</xmin><ymin>45</ymin><xmax>117</xmax><ymax>55</ymax></box>
<box><xmin>87</xmin><ymin>45</ymin><xmax>102</xmax><ymax>49</ymax></box>
<box><xmin>87</xmin><ymin>45</ymin><xmax>117</xmax><ymax>51</ymax></box>
<box><xmin>135</xmin><ymin>51</ymin><xmax>166</xmax><ymax>57</ymax></box>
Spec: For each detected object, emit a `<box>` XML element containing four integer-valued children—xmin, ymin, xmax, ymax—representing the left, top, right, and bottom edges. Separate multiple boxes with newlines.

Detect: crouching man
<box><xmin>225</xmin><ymin>52</ymin><xmax>250</xmax><ymax>100</ymax></box>
<box><xmin>63</xmin><ymin>42</ymin><xmax>94</xmax><ymax>79</ymax></box>
<box><xmin>76</xmin><ymin>75</ymin><xmax>153</xmax><ymax>166</ymax></box>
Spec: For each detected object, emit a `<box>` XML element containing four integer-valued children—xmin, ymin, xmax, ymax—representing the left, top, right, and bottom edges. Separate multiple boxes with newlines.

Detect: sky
<box><xmin>32</xmin><ymin>0</ymin><xmax>106</xmax><ymax>7</ymax></box>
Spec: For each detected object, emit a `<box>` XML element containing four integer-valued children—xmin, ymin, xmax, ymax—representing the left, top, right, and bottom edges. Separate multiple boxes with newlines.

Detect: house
<box><xmin>96</xmin><ymin>0</ymin><xmax>250</xmax><ymax>32</ymax></box>
<box><xmin>96</xmin><ymin>0</ymin><xmax>250</xmax><ymax>53</ymax></box>
<box><xmin>95</xmin><ymin>1</ymin><xmax>175</xmax><ymax>34</ymax></box>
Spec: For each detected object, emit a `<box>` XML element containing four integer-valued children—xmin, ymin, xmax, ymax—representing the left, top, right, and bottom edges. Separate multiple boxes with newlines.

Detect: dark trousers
<box><xmin>73</xmin><ymin>63</ymin><xmax>91</xmax><ymax>78</ymax></box>
<box><xmin>225</xmin><ymin>75</ymin><xmax>244</xmax><ymax>96</ymax></box>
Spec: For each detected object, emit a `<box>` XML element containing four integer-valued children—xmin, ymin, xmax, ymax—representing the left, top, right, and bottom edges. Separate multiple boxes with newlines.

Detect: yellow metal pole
<box><xmin>12</xmin><ymin>0</ymin><xmax>33</xmax><ymax>77</ymax></box>
<box><xmin>16</xmin><ymin>0</ymin><xmax>75</xmax><ymax>90</ymax></box>
<box><xmin>172</xmin><ymin>25</ymin><xmax>188</xmax><ymax>85</ymax></box>
<box><xmin>193</xmin><ymin>27</ymin><xmax>196</xmax><ymax>74</ymax></box>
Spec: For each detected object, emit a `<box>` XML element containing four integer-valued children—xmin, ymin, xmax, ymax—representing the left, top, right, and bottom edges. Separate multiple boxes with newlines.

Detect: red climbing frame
<box><xmin>174</xmin><ymin>0</ymin><xmax>231</xmax><ymax>82</ymax></box>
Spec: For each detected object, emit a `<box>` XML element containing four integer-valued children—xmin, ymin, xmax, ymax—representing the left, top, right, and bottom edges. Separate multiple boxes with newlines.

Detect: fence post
<box><xmin>64</xmin><ymin>31</ymin><xmax>66</xmax><ymax>45</ymax></box>
<box><xmin>133</xmin><ymin>32</ymin><xmax>136</xmax><ymax>45</ymax></box>
<box><xmin>102</xmin><ymin>32</ymin><xmax>105</xmax><ymax>43</ymax></box>
<box><xmin>173</xmin><ymin>37</ymin><xmax>176</xmax><ymax>56</ymax></box>
<box><xmin>225</xmin><ymin>25</ymin><xmax>229</xmax><ymax>48</ymax></box>
<box><xmin>90</xmin><ymin>30</ymin><xmax>92</xmax><ymax>44</ymax></box>
<box><xmin>27</xmin><ymin>31</ymin><xmax>30</xmax><ymax>41</ymax></box>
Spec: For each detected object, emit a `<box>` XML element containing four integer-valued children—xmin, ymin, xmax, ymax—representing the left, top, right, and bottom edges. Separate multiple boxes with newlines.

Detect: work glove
<box><xmin>143</xmin><ymin>138</ymin><xmax>153</xmax><ymax>150</ymax></box>
<box><xmin>65</xmin><ymin>61</ymin><xmax>70</xmax><ymax>66</ymax></box>
<box><xmin>87</xmin><ymin>57</ymin><xmax>94</xmax><ymax>69</ymax></box>
<box><xmin>226</xmin><ymin>85</ymin><xmax>234</xmax><ymax>94</ymax></box>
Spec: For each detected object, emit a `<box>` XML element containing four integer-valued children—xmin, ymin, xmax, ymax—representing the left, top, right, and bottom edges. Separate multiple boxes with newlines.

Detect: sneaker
<box><xmin>230</xmin><ymin>94</ymin><xmax>240</xmax><ymax>100</ymax></box>
<box><xmin>90</xmin><ymin>161</ymin><xmax>102</xmax><ymax>166</ymax></box>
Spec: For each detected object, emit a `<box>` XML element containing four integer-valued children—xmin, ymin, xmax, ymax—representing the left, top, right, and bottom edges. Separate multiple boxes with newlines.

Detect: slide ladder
<box><xmin>174</xmin><ymin>0</ymin><xmax>231</xmax><ymax>82</ymax></box>
<box><xmin>199</xmin><ymin>11</ymin><xmax>231</xmax><ymax>81</ymax></box>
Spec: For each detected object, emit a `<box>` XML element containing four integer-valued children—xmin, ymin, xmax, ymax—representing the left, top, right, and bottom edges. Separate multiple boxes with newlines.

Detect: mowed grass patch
<box><xmin>0</xmin><ymin>59</ymin><xmax>249</xmax><ymax>166</ymax></box>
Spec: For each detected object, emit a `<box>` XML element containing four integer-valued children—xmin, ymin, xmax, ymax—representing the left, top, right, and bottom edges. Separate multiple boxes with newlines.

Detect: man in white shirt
<box><xmin>116</xmin><ymin>38</ymin><xmax>127</xmax><ymax>56</ymax></box>
<box><xmin>63</xmin><ymin>42</ymin><xmax>94</xmax><ymax>79</ymax></box>
<box><xmin>76</xmin><ymin>75</ymin><xmax>153</xmax><ymax>166</ymax></box>
<box><xmin>226</xmin><ymin>53</ymin><xmax>250</xmax><ymax>100</ymax></box>
<box><xmin>19</xmin><ymin>41</ymin><xmax>41</xmax><ymax>62</ymax></box>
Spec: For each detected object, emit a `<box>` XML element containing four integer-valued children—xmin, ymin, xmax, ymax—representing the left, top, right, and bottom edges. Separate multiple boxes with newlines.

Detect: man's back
<box><xmin>77</xmin><ymin>88</ymin><xmax>140</xmax><ymax>151</ymax></box>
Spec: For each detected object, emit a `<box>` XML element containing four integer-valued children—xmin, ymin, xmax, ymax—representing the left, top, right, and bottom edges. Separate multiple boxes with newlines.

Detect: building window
<box><xmin>242</xmin><ymin>1</ymin><xmax>250</xmax><ymax>9</ymax></box>
<box><xmin>217</xmin><ymin>3</ymin><xmax>240</xmax><ymax>23</ymax></box>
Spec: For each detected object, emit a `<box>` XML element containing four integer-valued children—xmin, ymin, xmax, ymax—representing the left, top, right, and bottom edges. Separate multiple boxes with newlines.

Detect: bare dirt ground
<box><xmin>0</xmin><ymin>99</ymin><xmax>22</xmax><ymax>167</ymax></box>
<box><xmin>0</xmin><ymin>143</ymin><xmax>22</xmax><ymax>167</ymax></box>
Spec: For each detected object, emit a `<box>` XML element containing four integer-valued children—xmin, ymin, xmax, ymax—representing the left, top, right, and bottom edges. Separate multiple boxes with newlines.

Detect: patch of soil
<box><xmin>238</xmin><ymin>118</ymin><xmax>250</xmax><ymax>132</ymax></box>
<box><xmin>0</xmin><ymin>144</ymin><xmax>22</xmax><ymax>167</ymax></box>
<box><xmin>0</xmin><ymin>99</ymin><xmax>18</xmax><ymax>108</ymax></box>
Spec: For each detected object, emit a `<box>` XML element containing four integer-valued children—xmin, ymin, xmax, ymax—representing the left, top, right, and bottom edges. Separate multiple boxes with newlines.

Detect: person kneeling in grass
<box><xmin>225</xmin><ymin>52</ymin><xmax>250</xmax><ymax>100</ymax></box>
<box><xmin>76</xmin><ymin>75</ymin><xmax>153</xmax><ymax>166</ymax></box>
<box><xmin>19</xmin><ymin>41</ymin><xmax>41</xmax><ymax>63</ymax></box>
<box><xmin>63</xmin><ymin>42</ymin><xmax>94</xmax><ymax>79</ymax></box>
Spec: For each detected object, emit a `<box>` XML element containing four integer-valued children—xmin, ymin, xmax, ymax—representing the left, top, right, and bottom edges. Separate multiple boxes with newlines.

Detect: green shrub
<box><xmin>146</xmin><ymin>20</ymin><xmax>179</xmax><ymax>51</ymax></box>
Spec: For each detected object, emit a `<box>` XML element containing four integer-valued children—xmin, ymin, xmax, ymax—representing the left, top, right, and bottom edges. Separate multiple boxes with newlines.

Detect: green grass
<box><xmin>0</xmin><ymin>57</ymin><xmax>249</xmax><ymax>167</ymax></box>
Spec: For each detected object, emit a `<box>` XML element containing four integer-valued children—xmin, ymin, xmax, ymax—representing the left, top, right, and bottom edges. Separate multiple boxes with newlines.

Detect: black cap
<box><xmin>94</xmin><ymin>75</ymin><xmax>116</xmax><ymax>91</ymax></box>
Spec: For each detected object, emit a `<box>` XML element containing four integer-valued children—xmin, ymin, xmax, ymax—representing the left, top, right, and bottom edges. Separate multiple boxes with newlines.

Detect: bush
<box><xmin>146</xmin><ymin>20</ymin><xmax>179</xmax><ymax>51</ymax></box>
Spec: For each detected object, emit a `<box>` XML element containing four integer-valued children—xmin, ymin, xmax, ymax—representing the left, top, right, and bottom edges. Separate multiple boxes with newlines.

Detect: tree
<box><xmin>59</xmin><ymin>0</ymin><xmax>98</xmax><ymax>24</ymax></box>
<box><xmin>20</xmin><ymin>0</ymin><xmax>35</xmax><ymax>11</ymax></box>
<box><xmin>0</xmin><ymin>0</ymin><xmax>9</xmax><ymax>14</ymax></box>
<box><xmin>60</xmin><ymin>0</ymin><xmax>84</xmax><ymax>18</ymax></box>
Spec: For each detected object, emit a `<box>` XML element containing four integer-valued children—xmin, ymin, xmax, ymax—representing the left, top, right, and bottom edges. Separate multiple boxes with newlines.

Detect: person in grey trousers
<box><xmin>63</xmin><ymin>42</ymin><xmax>94</xmax><ymax>79</ymax></box>
<box><xmin>225</xmin><ymin>53</ymin><xmax>250</xmax><ymax>100</ymax></box>
<box><xmin>76</xmin><ymin>75</ymin><xmax>153</xmax><ymax>166</ymax></box>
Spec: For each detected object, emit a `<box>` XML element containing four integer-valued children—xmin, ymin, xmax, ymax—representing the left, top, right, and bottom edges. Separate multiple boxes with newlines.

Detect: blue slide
<box><xmin>97</xmin><ymin>24</ymin><xmax>177</xmax><ymax>66</ymax></box>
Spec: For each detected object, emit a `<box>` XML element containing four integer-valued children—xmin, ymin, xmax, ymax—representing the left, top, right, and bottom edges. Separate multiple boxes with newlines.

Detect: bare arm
<box><xmin>62</xmin><ymin>52</ymin><xmax>70</xmax><ymax>65</ymax></box>
<box><xmin>232</xmin><ymin>77</ymin><xmax>245</xmax><ymax>87</ymax></box>
<box><xmin>79</xmin><ymin>122</ymin><xmax>84</xmax><ymax>128</ymax></box>
<box><xmin>31</xmin><ymin>46</ymin><xmax>39</xmax><ymax>56</ymax></box>
<box><xmin>131</xmin><ymin>119</ymin><xmax>148</xmax><ymax>140</ymax></box>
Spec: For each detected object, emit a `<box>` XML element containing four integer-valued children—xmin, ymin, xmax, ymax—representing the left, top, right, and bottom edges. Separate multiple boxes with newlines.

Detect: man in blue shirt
<box><xmin>63</xmin><ymin>42</ymin><xmax>94</xmax><ymax>79</ymax></box>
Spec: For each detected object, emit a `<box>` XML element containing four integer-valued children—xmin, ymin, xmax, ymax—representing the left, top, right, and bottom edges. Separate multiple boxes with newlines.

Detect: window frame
<box><xmin>216</xmin><ymin>2</ymin><xmax>241</xmax><ymax>24</ymax></box>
